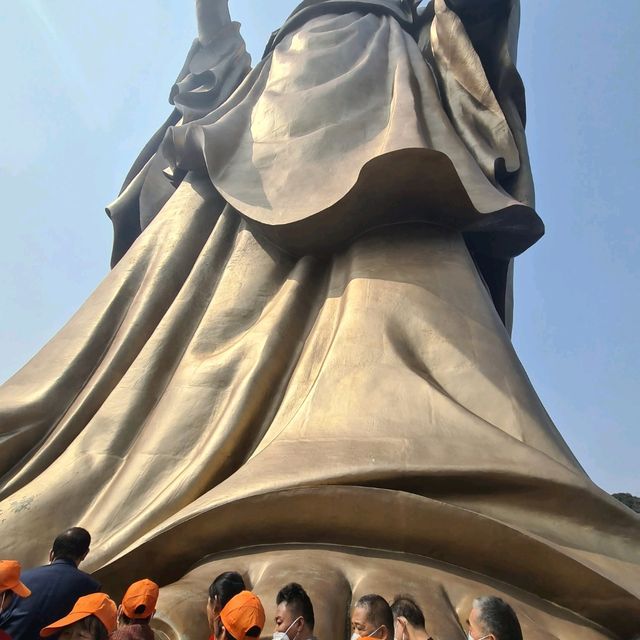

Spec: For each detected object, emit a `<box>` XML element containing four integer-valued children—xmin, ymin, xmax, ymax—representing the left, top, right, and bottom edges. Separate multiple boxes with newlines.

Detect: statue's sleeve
<box><xmin>107</xmin><ymin>11</ymin><xmax>251</xmax><ymax>267</ymax></box>
<box><xmin>422</xmin><ymin>0</ymin><xmax>533</xmax><ymax>208</ymax></box>
<box><xmin>420</xmin><ymin>0</ymin><xmax>532</xmax><ymax>332</ymax></box>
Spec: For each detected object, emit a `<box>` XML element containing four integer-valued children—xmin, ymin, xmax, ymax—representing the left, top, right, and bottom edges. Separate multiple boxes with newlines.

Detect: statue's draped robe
<box><xmin>1</xmin><ymin>2</ymin><xmax>639</xmax><ymax>639</ymax></box>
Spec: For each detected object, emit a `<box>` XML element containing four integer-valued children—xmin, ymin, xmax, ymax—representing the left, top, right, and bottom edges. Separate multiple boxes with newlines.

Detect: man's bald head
<box><xmin>50</xmin><ymin>527</ymin><xmax>91</xmax><ymax>565</ymax></box>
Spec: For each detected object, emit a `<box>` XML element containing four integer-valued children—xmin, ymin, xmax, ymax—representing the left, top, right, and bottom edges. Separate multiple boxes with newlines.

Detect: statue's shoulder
<box><xmin>263</xmin><ymin>0</ymin><xmax>415</xmax><ymax>57</ymax></box>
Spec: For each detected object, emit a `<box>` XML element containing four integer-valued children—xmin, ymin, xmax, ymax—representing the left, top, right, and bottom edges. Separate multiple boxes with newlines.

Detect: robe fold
<box><xmin>1</xmin><ymin>2</ymin><xmax>638</xmax><ymax>639</ymax></box>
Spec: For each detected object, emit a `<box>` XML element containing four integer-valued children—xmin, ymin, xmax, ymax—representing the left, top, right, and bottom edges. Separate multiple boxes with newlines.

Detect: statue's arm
<box><xmin>196</xmin><ymin>0</ymin><xmax>232</xmax><ymax>45</ymax></box>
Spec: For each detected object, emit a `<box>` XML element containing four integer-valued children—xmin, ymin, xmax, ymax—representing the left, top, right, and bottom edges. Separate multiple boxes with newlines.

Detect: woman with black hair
<box><xmin>206</xmin><ymin>572</ymin><xmax>245</xmax><ymax>640</ymax></box>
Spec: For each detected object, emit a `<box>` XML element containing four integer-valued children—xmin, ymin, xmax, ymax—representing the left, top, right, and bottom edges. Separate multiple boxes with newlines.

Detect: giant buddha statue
<box><xmin>1</xmin><ymin>1</ymin><xmax>638</xmax><ymax>639</ymax></box>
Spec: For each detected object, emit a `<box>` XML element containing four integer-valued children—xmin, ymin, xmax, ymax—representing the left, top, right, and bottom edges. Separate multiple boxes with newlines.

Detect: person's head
<box><xmin>207</xmin><ymin>572</ymin><xmax>246</xmax><ymax>637</ymax></box>
<box><xmin>117</xmin><ymin>579</ymin><xmax>159</xmax><ymax>627</ymax></box>
<box><xmin>49</xmin><ymin>528</ymin><xmax>92</xmax><ymax>566</ymax></box>
<box><xmin>274</xmin><ymin>583</ymin><xmax>315</xmax><ymax>640</ymax></box>
<box><xmin>468</xmin><ymin>597</ymin><xmax>522</xmax><ymax>640</ymax></box>
<box><xmin>351</xmin><ymin>594</ymin><xmax>393</xmax><ymax>640</ymax></box>
<box><xmin>390</xmin><ymin>595</ymin><xmax>426</xmax><ymax>640</ymax></box>
<box><xmin>0</xmin><ymin>560</ymin><xmax>31</xmax><ymax>612</ymax></box>
<box><xmin>218</xmin><ymin>591</ymin><xmax>265</xmax><ymax>640</ymax></box>
<box><xmin>40</xmin><ymin>593</ymin><xmax>117</xmax><ymax>640</ymax></box>
<box><xmin>52</xmin><ymin>616</ymin><xmax>110</xmax><ymax>640</ymax></box>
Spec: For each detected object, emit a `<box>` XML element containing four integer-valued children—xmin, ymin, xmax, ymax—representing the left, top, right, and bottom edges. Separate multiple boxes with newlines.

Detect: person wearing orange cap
<box><xmin>206</xmin><ymin>572</ymin><xmax>246</xmax><ymax>640</ymax></box>
<box><xmin>218</xmin><ymin>591</ymin><xmax>265</xmax><ymax>640</ymax></box>
<box><xmin>110</xmin><ymin>580</ymin><xmax>159</xmax><ymax>640</ymax></box>
<box><xmin>0</xmin><ymin>561</ymin><xmax>31</xmax><ymax>640</ymax></box>
<box><xmin>350</xmin><ymin>595</ymin><xmax>392</xmax><ymax>640</ymax></box>
<box><xmin>39</xmin><ymin>593</ymin><xmax>117</xmax><ymax>640</ymax></box>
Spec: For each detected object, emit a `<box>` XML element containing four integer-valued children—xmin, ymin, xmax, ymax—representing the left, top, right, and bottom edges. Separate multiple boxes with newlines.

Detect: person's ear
<box><xmin>395</xmin><ymin>617</ymin><xmax>407</xmax><ymax>640</ymax></box>
<box><xmin>213</xmin><ymin>614</ymin><xmax>223</xmax><ymax>639</ymax></box>
<box><xmin>48</xmin><ymin>549</ymin><xmax>54</xmax><ymax>563</ymax></box>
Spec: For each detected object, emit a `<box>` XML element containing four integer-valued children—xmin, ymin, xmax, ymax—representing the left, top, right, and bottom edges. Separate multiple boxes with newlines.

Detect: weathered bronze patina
<box><xmin>1</xmin><ymin>1</ymin><xmax>638</xmax><ymax>638</ymax></box>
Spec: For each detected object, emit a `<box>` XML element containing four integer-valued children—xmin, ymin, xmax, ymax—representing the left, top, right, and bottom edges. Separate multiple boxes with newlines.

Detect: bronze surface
<box><xmin>1</xmin><ymin>1</ymin><xmax>638</xmax><ymax>638</ymax></box>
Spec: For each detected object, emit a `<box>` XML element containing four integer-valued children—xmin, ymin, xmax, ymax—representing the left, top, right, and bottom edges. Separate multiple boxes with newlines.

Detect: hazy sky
<box><xmin>0</xmin><ymin>1</ymin><xmax>638</xmax><ymax>494</ymax></box>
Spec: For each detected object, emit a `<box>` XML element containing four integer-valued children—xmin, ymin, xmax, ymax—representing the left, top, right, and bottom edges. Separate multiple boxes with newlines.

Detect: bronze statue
<box><xmin>1</xmin><ymin>1</ymin><xmax>638</xmax><ymax>638</ymax></box>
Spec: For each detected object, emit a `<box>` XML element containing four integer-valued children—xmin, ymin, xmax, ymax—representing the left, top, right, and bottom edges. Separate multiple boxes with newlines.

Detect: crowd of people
<box><xmin>1</xmin><ymin>528</ymin><xmax>524</xmax><ymax>640</ymax></box>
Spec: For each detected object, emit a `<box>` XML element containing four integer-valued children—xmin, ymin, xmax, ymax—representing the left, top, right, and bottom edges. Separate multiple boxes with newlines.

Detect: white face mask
<box><xmin>468</xmin><ymin>633</ymin><xmax>491</xmax><ymax>640</ymax></box>
<box><xmin>352</xmin><ymin>625</ymin><xmax>383</xmax><ymax>640</ymax></box>
<box><xmin>273</xmin><ymin>616</ymin><xmax>303</xmax><ymax>640</ymax></box>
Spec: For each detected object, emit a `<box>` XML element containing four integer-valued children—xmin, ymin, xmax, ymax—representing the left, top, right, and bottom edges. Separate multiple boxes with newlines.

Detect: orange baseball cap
<box><xmin>121</xmin><ymin>579</ymin><xmax>159</xmax><ymax>619</ymax></box>
<box><xmin>0</xmin><ymin>561</ymin><xmax>31</xmax><ymax>597</ymax></box>
<box><xmin>220</xmin><ymin>591</ymin><xmax>265</xmax><ymax>640</ymax></box>
<box><xmin>40</xmin><ymin>593</ymin><xmax>117</xmax><ymax>637</ymax></box>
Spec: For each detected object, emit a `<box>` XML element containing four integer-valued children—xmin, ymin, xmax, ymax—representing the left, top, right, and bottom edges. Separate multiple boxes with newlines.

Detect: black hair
<box><xmin>276</xmin><ymin>583</ymin><xmax>315</xmax><ymax>630</ymax></box>
<box><xmin>119</xmin><ymin>604</ymin><xmax>152</xmax><ymax>626</ymax></box>
<box><xmin>208</xmin><ymin>571</ymin><xmax>246</xmax><ymax>608</ymax></box>
<box><xmin>72</xmin><ymin>615</ymin><xmax>109</xmax><ymax>640</ymax></box>
<box><xmin>390</xmin><ymin>595</ymin><xmax>426</xmax><ymax>629</ymax></box>
<box><xmin>473</xmin><ymin>597</ymin><xmax>522</xmax><ymax>640</ymax></box>
<box><xmin>51</xmin><ymin>527</ymin><xmax>91</xmax><ymax>562</ymax></box>
<box><xmin>355</xmin><ymin>594</ymin><xmax>393</xmax><ymax>636</ymax></box>
<box><xmin>224</xmin><ymin>626</ymin><xmax>261</xmax><ymax>640</ymax></box>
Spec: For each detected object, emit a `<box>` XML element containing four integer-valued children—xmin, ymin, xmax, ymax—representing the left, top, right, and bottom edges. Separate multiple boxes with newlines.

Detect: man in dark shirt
<box><xmin>0</xmin><ymin>528</ymin><xmax>100</xmax><ymax>640</ymax></box>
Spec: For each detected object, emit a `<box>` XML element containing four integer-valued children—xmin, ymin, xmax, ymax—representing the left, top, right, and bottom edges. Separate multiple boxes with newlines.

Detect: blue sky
<box><xmin>0</xmin><ymin>1</ymin><xmax>638</xmax><ymax>494</ymax></box>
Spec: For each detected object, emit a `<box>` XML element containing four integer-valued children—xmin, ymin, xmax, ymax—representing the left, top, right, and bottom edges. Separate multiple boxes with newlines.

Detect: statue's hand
<box><xmin>444</xmin><ymin>0</ymin><xmax>509</xmax><ymax>23</ymax></box>
<box><xmin>196</xmin><ymin>0</ymin><xmax>232</xmax><ymax>45</ymax></box>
